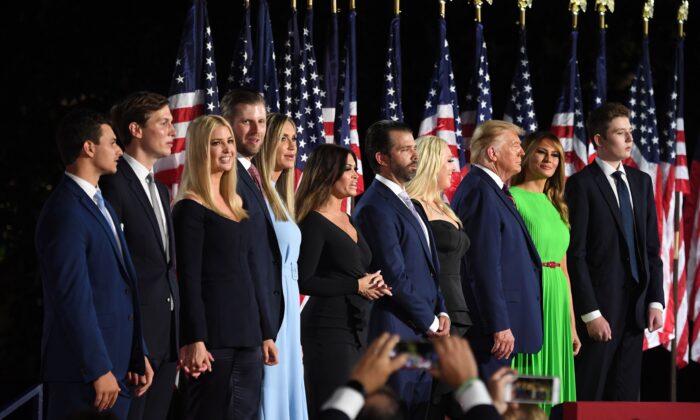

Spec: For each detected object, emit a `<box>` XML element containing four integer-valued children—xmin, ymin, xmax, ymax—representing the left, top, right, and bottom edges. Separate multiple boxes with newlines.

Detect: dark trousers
<box><xmin>183</xmin><ymin>347</ymin><xmax>263</xmax><ymax>420</ymax></box>
<box><xmin>46</xmin><ymin>381</ymin><xmax>131</xmax><ymax>420</ymax></box>
<box><xmin>575</xmin><ymin>290</ymin><xmax>643</xmax><ymax>401</ymax></box>
<box><xmin>302</xmin><ymin>329</ymin><xmax>363</xmax><ymax>419</ymax></box>
<box><xmin>127</xmin><ymin>359</ymin><xmax>177</xmax><ymax>420</ymax></box>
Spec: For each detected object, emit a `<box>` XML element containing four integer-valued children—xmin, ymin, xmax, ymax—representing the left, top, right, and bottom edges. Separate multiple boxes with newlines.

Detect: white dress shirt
<box><xmin>472</xmin><ymin>164</ymin><xmax>505</xmax><ymax>189</ymax></box>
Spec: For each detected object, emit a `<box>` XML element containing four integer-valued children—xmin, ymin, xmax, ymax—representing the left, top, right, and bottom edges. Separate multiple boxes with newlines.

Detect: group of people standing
<box><xmin>36</xmin><ymin>88</ymin><xmax>664</xmax><ymax>420</ymax></box>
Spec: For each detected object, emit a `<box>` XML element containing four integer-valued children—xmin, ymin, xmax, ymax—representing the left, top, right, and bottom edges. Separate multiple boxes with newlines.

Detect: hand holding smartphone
<box><xmin>391</xmin><ymin>341</ymin><xmax>439</xmax><ymax>369</ymax></box>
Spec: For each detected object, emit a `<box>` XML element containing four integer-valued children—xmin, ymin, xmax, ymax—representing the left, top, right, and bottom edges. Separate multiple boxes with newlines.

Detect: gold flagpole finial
<box><xmin>291</xmin><ymin>0</ymin><xmax>296</xmax><ymax>11</ymax></box>
<box><xmin>473</xmin><ymin>0</ymin><xmax>493</xmax><ymax>23</ymax></box>
<box><xmin>307</xmin><ymin>0</ymin><xmax>313</xmax><ymax>10</ymax></box>
<box><xmin>244</xmin><ymin>0</ymin><xmax>249</xmax><ymax>8</ymax></box>
<box><xmin>331</xmin><ymin>0</ymin><xmax>337</xmax><ymax>13</ymax></box>
<box><xmin>569</xmin><ymin>0</ymin><xmax>587</xmax><ymax>29</ymax></box>
<box><xmin>642</xmin><ymin>0</ymin><xmax>654</xmax><ymax>36</ymax></box>
<box><xmin>678</xmin><ymin>0</ymin><xmax>689</xmax><ymax>38</ymax></box>
<box><xmin>517</xmin><ymin>0</ymin><xmax>533</xmax><ymax>29</ymax></box>
<box><xmin>349</xmin><ymin>0</ymin><xmax>355</xmax><ymax>11</ymax></box>
<box><xmin>439</xmin><ymin>0</ymin><xmax>445</xmax><ymax>18</ymax></box>
<box><xmin>595</xmin><ymin>0</ymin><xmax>613</xmax><ymax>29</ymax></box>
<box><xmin>394</xmin><ymin>0</ymin><xmax>400</xmax><ymax>16</ymax></box>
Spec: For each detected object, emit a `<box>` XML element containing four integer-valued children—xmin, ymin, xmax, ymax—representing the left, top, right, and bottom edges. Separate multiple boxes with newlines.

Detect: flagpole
<box><xmin>307</xmin><ymin>0</ymin><xmax>312</xmax><ymax>10</ymax></box>
<box><xmin>291</xmin><ymin>0</ymin><xmax>296</xmax><ymax>12</ymax></box>
<box><xmin>472</xmin><ymin>0</ymin><xmax>492</xmax><ymax>23</ymax></box>
<box><xmin>349</xmin><ymin>0</ymin><xmax>355</xmax><ymax>11</ymax></box>
<box><xmin>569</xmin><ymin>0</ymin><xmax>586</xmax><ymax>29</ymax></box>
<box><xmin>395</xmin><ymin>0</ymin><xmax>400</xmax><ymax>16</ymax></box>
<box><xmin>517</xmin><ymin>1</ymin><xmax>533</xmax><ymax>29</ymax></box>
<box><xmin>439</xmin><ymin>0</ymin><xmax>445</xmax><ymax>18</ymax></box>
<box><xmin>595</xmin><ymin>0</ymin><xmax>614</xmax><ymax>30</ymax></box>
<box><xmin>671</xmin><ymin>0</ymin><xmax>688</xmax><ymax>404</ymax></box>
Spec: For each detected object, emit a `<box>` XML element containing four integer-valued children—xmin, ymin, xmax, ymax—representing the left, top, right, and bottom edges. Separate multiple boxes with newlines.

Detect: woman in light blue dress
<box><xmin>252</xmin><ymin>113</ymin><xmax>308</xmax><ymax>419</ymax></box>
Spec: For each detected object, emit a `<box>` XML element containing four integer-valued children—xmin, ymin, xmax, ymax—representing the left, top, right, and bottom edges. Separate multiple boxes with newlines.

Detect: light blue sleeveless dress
<box><xmin>260</xmin><ymin>187</ymin><xmax>308</xmax><ymax>420</ymax></box>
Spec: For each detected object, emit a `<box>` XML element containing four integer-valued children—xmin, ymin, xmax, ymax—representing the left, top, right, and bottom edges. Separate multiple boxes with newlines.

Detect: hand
<box><xmin>262</xmin><ymin>339</ymin><xmax>279</xmax><ymax>366</ymax></box>
<box><xmin>93</xmin><ymin>371</ymin><xmax>120</xmax><ymax>411</ymax></box>
<box><xmin>127</xmin><ymin>357</ymin><xmax>154</xmax><ymax>397</ymax></box>
<box><xmin>585</xmin><ymin>316</ymin><xmax>612</xmax><ymax>342</ymax></box>
<box><xmin>647</xmin><ymin>307</ymin><xmax>663</xmax><ymax>332</ymax></box>
<box><xmin>491</xmin><ymin>329</ymin><xmax>515</xmax><ymax>359</ymax></box>
<box><xmin>487</xmin><ymin>367</ymin><xmax>518</xmax><ymax>415</ymax></box>
<box><xmin>572</xmin><ymin>328</ymin><xmax>582</xmax><ymax>356</ymax></box>
<box><xmin>358</xmin><ymin>271</ymin><xmax>390</xmax><ymax>300</ymax></box>
<box><xmin>435</xmin><ymin>315</ymin><xmax>450</xmax><ymax>337</ymax></box>
<box><xmin>429</xmin><ymin>336</ymin><xmax>478</xmax><ymax>389</ymax></box>
<box><xmin>179</xmin><ymin>341</ymin><xmax>214</xmax><ymax>378</ymax></box>
<box><xmin>350</xmin><ymin>333</ymin><xmax>408</xmax><ymax>394</ymax></box>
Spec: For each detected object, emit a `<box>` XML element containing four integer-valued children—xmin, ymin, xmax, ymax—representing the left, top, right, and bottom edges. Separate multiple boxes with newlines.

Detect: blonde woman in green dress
<box><xmin>510</xmin><ymin>131</ymin><xmax>581</xmax><ymax>414</ymax></box>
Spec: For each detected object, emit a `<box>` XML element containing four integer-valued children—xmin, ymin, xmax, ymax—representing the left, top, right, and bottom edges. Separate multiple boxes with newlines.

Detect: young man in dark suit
<box><xmin>36</xmin><ymin>109</ymin><xmax>152</xmax><ymax>419</ymax></box>
<box><xmin>352</xmin><ymin>120</ymin><xmax>449</xmax><ymax>418</ymax></box>
<box><xmin>100</xmin><ymin>92</ymin><xmax>180</xmax><ymax>420</ymax></box>
<box><xmin>451</xmin><ymin>120</ymin><xmax>543</xmax><ymax>383</ymax></box>
<box><xmin>566</xmin><ymin>102</ymin><xmax>664</xmax><ymax>400</ymax></box>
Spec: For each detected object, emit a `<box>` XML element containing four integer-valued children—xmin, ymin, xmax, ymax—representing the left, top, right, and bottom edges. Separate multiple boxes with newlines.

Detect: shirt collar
<box><xmin>65</xmin><ymin>171</ymin><xmax>98</xmax><ymax>200</ymax></box>
<box><xmin>595</xmin><ymin>157</ymin><xmax>627</xmax><ymax>178</ymax></box>
<box><xmin>374</xmin><ymin>174</ymin><xmax>405</xmax><ymax>197</ymax></box>
<box><xmin>237</xmin><ymin>156</ymin><xmax>252</xmax><ymax>170</ymax></box>
<box><xmin>123</xmin><ymin>153</ymin><xmax>151</xmax><ymax>181</ymax></box>
<box><xmin>473</xmin><ymin>164</ymin><xmax>505</xmax><ymax>189</ymax></box>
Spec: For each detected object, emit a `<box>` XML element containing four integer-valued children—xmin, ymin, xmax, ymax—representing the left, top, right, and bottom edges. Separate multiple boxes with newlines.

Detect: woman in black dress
<box><xmin>406</xmin><ymin>135</ymin><xmax>471</xmax><ymax>419</ymax></box>
<box><xmin>173</xmin><ymin>115</ymin><xmax>277</xmax><ymax>419</ymax></box>
<box><xmin>295</xmin><ymin>144</ymin><xmax>392</xmax><ymax>418</ymax></box>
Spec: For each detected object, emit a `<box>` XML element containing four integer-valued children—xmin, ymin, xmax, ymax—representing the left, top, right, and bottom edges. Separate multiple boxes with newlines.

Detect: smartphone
<box><xmin>503</xmin><ymin>375</ymin><xmax>560</xmax><ymax>404</ymax></box>
<box><xmin>392</xmin><ymin>341</ymin><xmax>439</xmax><ymax>369</ymax></box>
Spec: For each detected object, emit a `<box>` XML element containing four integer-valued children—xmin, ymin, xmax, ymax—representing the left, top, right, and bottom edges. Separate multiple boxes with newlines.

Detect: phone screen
<box><xmin>392</xmin><ymin>341</ymin><xmax>438</xmax><ymax>369</ymax></box>
<box><xmin>504</xmin><ymin>375</ymin><xmax>560</xmax><ymax>404</ymax></box>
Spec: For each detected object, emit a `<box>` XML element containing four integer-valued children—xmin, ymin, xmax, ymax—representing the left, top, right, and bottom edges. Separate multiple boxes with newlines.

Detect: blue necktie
<box><xmin>94</xmin><ymin>189</ymin><xmax>122</xmax><ymax>255</ymax></box>
<box><xmin>611</xmin><ymin>171</ymin><xmax>639</xmax><ymax>283</ymax></box>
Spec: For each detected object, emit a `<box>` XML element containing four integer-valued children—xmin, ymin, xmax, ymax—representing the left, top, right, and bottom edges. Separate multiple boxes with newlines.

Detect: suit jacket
<box><xmin>352</xmin><ymin>179</ymin><xmax>446</xmax><ymax>339</ymax></box>
<box><xmin>452</xmin><ymin>166</ymin><xmax>543</xmax><ymax>353</ymax></box>
<box><xmin>236</xmin><ymin>161</ymin><xmax>283</xmax><ymax>340</ymax></box>
<box><xmin>100</xmin><ymin>158</ymin><xmax>180</xmax><ymax>364</ymax></box>
<box><xmin>36</xmin><ymin>175</ymin><xmax>147</xmax><ymax>388</ymax></box>
<box><xmin>565</xmin><ymin>162</ymin><xmax>664</xmax><ymax>330</ymax></box>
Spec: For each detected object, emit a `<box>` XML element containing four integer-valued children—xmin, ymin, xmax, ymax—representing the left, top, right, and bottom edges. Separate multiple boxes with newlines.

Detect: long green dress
<box><xmin>510</xmin><ymin>187</ymin><xmax>576</xmax><ymax>414</ymax></box>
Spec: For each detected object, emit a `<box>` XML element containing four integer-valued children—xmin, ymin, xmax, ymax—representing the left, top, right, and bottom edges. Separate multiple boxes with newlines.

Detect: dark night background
<box><xmin>3</xmin><ymin>0</ymin><xmax>699</xmax><ymax>415</ymax></box>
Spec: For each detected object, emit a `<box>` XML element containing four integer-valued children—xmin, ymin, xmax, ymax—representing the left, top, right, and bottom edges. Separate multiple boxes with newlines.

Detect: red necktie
<box><xmin>248</xmin><ymin>164</ymin><xmax>263</xmax><ymax>192</ymax></box>
<box><xmin>502</xmin><ymin>185</ymin><xmax>517</xmax><ymax>209</ymax></box>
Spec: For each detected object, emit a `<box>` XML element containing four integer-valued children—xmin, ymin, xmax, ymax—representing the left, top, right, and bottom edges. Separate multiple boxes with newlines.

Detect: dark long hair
<box><xmin>295</xmin><ymin>144</ymin><xmax>358</xmax><ymax>222</ymax></box>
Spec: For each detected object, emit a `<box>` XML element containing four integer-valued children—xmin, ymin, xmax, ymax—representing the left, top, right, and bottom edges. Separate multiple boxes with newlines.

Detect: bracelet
<box><xmin>455</xmin><ymin>377</ymin><xmax>479</xmax><ymax>395</ymax></box>
<box><xmin>346</xmin><ymin>379</ymin><xmax>366</xmax><ymax>397</ymax></box>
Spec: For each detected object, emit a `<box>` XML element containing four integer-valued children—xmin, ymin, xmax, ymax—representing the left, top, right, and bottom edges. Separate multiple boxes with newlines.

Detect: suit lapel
<box><xmin>591</xmin><ymin>163</ymin><xmax>626</xmax><ymax>233</ymax></box>
<box><xmin>237</xmin><ymin>162</ymin><xmax>274</xmax><ymax>226</ymax></box>
<box><xmin>374</xmin><ymin>182</ymin><xmax>435</xmax><ymax>272</ymax></box>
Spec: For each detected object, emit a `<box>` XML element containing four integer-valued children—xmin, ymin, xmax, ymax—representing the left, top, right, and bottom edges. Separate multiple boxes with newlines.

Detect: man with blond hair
<box><xmin>452</xmin><ymin>120</ymin><xmax>543</xmax><ymax>381</ymax></box>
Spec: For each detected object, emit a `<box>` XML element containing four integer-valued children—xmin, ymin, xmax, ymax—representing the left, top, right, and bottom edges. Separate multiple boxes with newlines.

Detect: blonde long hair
<box><xmin>511</xmin><ymin>131</ymin><xmax>569</xmax><ymax>226</ymax></box>
<box><xmin>252</xmin><ymin>113</ymin><xmax>296</xmax><ymax>221</ymax></box>
<box><xmin>406</xmin><ymin>136</ymin><xmax>461</xmax><ymax>227</ymax></box>
<box><xmin>175</xmin><ymin>115</ymin><xmax>247</xmax><ymax>221</ymax></box>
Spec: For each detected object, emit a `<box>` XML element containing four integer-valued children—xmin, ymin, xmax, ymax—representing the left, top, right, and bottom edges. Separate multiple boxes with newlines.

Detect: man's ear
<box><xmin>128</xmin><ymin>121</ymin><xmax>142</xmax><ymax>140</ymax></box>
<box><xmin>82</xmin><ymin>140</ymin><xmax>95</xmax><ymax>158</ymax></box>
<box><xmin>486</xmin><ymin>145</ymin><xmax>497</xmax><ymax>162</ymax></box>
<box><xmin>375</xmin><ymin>151</ymin><xmax>388</xmax><ymax>168</ymax></box>
<box><xmin>592</xmin><ymin>134</ymin><xmax>603</xmax><ymax>149</ymax></box>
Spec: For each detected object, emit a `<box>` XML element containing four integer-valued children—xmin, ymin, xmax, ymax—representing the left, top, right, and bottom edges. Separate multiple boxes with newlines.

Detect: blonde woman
<box><xmin>173</xmin><ymin>115</ymin><xmax>276</xmax><ymax>419</ymax></box>
<box><xmin>252</xmin><ymin>113</ymin><xmax>308</xmax><ymax>419</ymax></box>
<box><xmin>510</xmin><ymin>131</ymin><xmax>579</xmax><ymax>414</ymax></box>
<box><xmin>406</xmin><ymin>136</ymin><xmax>471</xmax><ymax>419</ymax></box>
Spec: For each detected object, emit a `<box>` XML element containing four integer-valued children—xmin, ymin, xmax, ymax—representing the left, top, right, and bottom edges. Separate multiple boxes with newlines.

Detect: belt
<box><xmin>542</xmin><ymin>261</ymin><xmax>561</xmax><ymax>268</ymax></box>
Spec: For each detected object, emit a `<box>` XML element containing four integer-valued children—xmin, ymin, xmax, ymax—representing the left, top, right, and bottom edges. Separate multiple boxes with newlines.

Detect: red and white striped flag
<box><xmin>686</xmin><ymin>130</ymin><xmax>700</xmax><ymax>364</ymax></box>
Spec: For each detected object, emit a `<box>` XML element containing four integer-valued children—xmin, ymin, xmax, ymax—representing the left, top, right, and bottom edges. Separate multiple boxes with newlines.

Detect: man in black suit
<box><xmin>220</xmin><ymin>88</ymin><xmax>283</xmax><ymax>352</ymax></box>
<box><xmin>100</xmin><ymin>92</ymin><xmax>179</xmax><ymax>419</ymax></box>
<box><xmin>566</xmin><ymin>102</ymin><xmax>664</xmax><ymax>401</ymax></box>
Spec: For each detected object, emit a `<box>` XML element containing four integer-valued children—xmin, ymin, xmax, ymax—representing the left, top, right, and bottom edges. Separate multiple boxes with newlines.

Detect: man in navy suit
<box><xmin>452</xmin><ymin>120</ymin><xmax>543</xmax><ymax>382</ymax></box>
<box><xmin>566</xmin><ymin>103</ymin><xmax>663</xmax><ymax>400</ymax></box>
<box><xmin>100</xmin><ymin>92</ymin><xmax>179</xmax><ymax>420</ymax></box>
<box><xmin>36</xmin><ymin>109</ymin><xmax>152</xmax><ymax>419</ymax></box>
<box><xmin>353</xmin><ymin>120</ymin><xmax>449</xmax><ymax>417</ymax></box>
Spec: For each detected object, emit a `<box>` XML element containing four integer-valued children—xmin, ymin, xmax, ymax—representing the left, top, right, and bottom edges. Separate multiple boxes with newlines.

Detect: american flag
<box><xmin>253</xmin><ymin>0</ymin><xmax>280</xmax><ymax>112</ymax></box>
<box><xmin>503</xmin><ymin>28</ymin><xmax>537</xmax><ymax>135</ymax></box>
<box><xmin>551</xmin><ymin>30</ymin><xmax>587</xmax><ymax>177</ymax></box>
<box><xmin>279</xmin><ymin>7</ymin><xmax>300</xmax><ymax>118</ymax></box>
<box><xmin>686</xmin><ymin>124</ymin><xmax>700</xmax><ymax>364</ymax></box>
<box><xmin>335</xmin><ymin>8</ymin><xmax>364</xmax><ymax>195</ymax></box>
<box><xmin>227</xmin><ymin>1</ymin><xmax>253</xmax><ymax>90</ymax></box>
<box><xmin>460</xmin><ymin>22</ymin><xmax>493</xmax><ymax>161</ymax></box>
<box><xmin>587</xmin><ymin>28</ymin><xmax>608</xmax><ymax>163</ymax></box>
<box><xmin>321</xmin><ymin>10</ymin><xmax>339</xmax><ymax>144</ymax></box>
<box><xmin>155</xmin><ymin>0</ymin><xmax>220</xmax><ymax>194</ymax></box>
<box><xmin>418</xmin><ymin>16</ymin><xmax>464</xmax><ymax>200</ymax></box>
<box><xmin>294</xmin><ymin>8</ymin><xmax>325</xmax><ymax>177</ymax></box>
<box><xmin>381</xmin><ymin>15</ymin><xmax>404</xmax><ymax>122</ymax></box>
<box><xmin>655</xmin><ymin>37</ymin><xmax>690</xmax><ymax>367</ymax></box>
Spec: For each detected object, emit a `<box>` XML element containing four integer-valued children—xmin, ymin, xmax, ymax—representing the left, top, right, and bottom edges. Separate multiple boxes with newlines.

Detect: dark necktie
<box><xmin>502</xmin><ymin>184</ymin><xmax>517</xmax><ymax>209</ymax></box>
<box><xmin>147</xmin><ymin>172</ymin><xmax>169</xmax><ymax>260</ymax></box>
<box><xmin>248</xmin><ymin>163</ymin><xmax>263</xmax><ymax>192</ymax></box>
<box><xmin>611</xmin><ymin>171</ymin><xmax>639</xmax><ymax>283</ymax></box>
